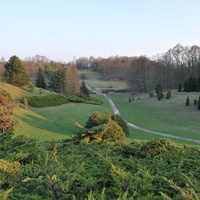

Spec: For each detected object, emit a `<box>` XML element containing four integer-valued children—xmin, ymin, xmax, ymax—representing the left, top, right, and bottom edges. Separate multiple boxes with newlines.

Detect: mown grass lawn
<box><xmin>79</xmin><ymin>69</ymin><xmax>128</xmax><ymax>90</ymax></box>
<box><xmin>14</xmin><ymin>95</ymin><xmax>113</xmax><ymax>142</ymax></box>
<box><xmin>108</xmin><ymin>91</ymin><xmax>200</xmax><ymax>141</ymax></box>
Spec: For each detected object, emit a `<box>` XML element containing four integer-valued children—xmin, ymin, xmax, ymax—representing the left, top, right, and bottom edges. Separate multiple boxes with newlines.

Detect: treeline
<box><xmin>1</xmin><ymin>55</ymin><xmax>82</xmax><ymax>95</ymax></box>
<box><xmin>76</xmin><ymin>44</ymin><xmax>200</xmax><ymax>92</ymax></box>
<box><xmin>1</xmin><ymin>44</ymin><xmax>200</xmax><ymax>93</ymax></box>
<box><xmin>182</xmin><ymin>75</ymin><xmax>200</xmax><ymax>92</ymax></box>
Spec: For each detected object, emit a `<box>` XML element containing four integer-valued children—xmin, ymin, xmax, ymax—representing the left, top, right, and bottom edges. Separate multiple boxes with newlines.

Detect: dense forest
<box><xmin>76</xmin><ymin>44</ymin><xmax>200</xmax><ymax>92</ymax></box>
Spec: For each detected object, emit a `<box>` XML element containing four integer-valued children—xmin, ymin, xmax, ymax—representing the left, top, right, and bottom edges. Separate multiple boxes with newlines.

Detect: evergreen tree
<box><xmin>4</xmin><ymin>55</ymin><xmax>30</xmax><ymax>86</ymax></box>
<box><xmin>128</xmin><ymin>96</ymin><xmax>132</xmax><ymax>103</ymax></box>
<box><xmin>188</xmin><ymin>76</ymin><xmax>196</xmax><ymax>92</ymax></box>
<box><xmin>35</xmin><ymin>67</ymin><xmax>46</xmax><ymax>89</ymax></box>
<box><xmin>76</xmin><ymin>111</ymin><xmax>126</xmax><ymax>143</ymax></box>
<box><xmin>166</xmin><ymin>90</ymin><xmax>171</xmax><ymax>99</ymax></box>
<box><xmin>48</xmin><ymin>68</ymin><xmax>66</xmax><ymax>94</ymax></box>
<box><xmin>198</xmin><ymin>96</ymin><xmax>200</xmax><ymax>110</ymax></box>
<box><xmin>178</xmin><ymin>82</ymin><xmax>182</xmax><ymax>92</ymax></box>
<box><xmin>112</xmin><ymin>114</ymin><xmax>129</xmax><ymax>136</ymax></box>
<box><xmin>155</xmin><ymin>82</ymin><xmax>163</xmax><ymax>100</ymax></box>
<box><xmin>186</xmin><ymin>96</ymin><xmax>190</xmax><ymax>106</ymax></box>
<box><xmin>184</xmin><ymin>80</ymin><xmax>189</xmax><ymax>92</ymax></box>
<box><xmin>80</xmin><ymin>81</ymin><xmax>89</xmax><ymax>96</ymax></box>
<box><xmin>196</xmin><ymin>76</ymin><xmax>200</xmax><ymax>92</ymax></box>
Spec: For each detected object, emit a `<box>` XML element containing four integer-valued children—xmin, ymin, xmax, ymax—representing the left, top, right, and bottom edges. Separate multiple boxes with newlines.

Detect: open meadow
<box><xmin>1</xmin><ymin>79</ymin><xmax>200</xmax><ymax>145</ymax></box>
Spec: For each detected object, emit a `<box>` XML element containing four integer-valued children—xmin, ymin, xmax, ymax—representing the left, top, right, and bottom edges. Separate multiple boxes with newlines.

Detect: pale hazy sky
<box><xmin>0</xmin><ymin>0</ymin><xmax>200</xmax><ymax>62</ymax></box>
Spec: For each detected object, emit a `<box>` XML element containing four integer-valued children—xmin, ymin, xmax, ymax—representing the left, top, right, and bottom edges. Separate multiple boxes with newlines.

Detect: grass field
<box><xmin>1</xmin><ymin>76</ymin><xmax>200</xmax><ymax>145</ymax></box>
<box><xmin>13</xmin><ymin>94</ymin><xmax>113</xmax><ymax>142</ymax></box>
<box><xmin>107</xmin><ymin>91</ymin><xmax>200</xmax><ymax>141</ymax></box>
<box><xmin>79</xmin><ymin>69</ymin><xmax>128</xmax><ymax>90</ymax></box>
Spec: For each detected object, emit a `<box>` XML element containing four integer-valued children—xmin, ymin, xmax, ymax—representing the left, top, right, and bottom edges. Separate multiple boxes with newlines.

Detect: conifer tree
<box><xmin>186</xmin><ymin>96</ymin><xmax>190</xmax><ymax>106</ymax></box>
<box><xmin>166</xmin><ymin>90</ymin><xmax>171</xmax><ymax>99</ymax></box>
<box><xmin>155</xmin><ymin>82</ymin><xmax>163</xmax><ymax>100</ymax></box>
<box><xmin>80</xmin><ymin>81</ymin><xmax>89</xmax><ymax>96</ymax></box>
<box><xmin>112</xmin><ymin>114</ymin><xmax>129</xmax><ymax>136</ymax></box>
<box><xmin>76</xmin><ymin>111</ymin><xmax>126</xmax><ymax>143</ymax></box>
<box><xmin>178</xmin><ymin>82</ymin><xmax>182</xmax><ymax>92</ymax></box>
<box><xmin>35</xmin><ymin>67</ymin><xmax>46</xmax><ymax>89</ymax></box>
<box><xmin>48</xmin><ymin>68</ymin><xmax>66</xmax><ymax>94</ymax></box>
<box><xmin>4</xmin><ymin>55</ymin><xmax>30</xmax><ymax>86</ymax></box>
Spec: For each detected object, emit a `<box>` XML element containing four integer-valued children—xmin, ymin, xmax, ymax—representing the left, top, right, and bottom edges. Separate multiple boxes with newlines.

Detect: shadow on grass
<box><xmin>17</xmin><ymin>113</ymin><xmax>76</xmax><ymax>136</ymax></box>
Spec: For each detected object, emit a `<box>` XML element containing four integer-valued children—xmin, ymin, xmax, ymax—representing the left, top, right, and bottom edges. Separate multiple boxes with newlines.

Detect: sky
<box><xmin>0</xmin><ymin>0</ymin><xmax>200</xmax><ymax>62</ymax></box>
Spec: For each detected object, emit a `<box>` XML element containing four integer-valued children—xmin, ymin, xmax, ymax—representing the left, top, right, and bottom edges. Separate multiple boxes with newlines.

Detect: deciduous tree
<box><xmin>0</xmin><ymin>89</ymin><xmax>17</xmax><ymax>133</ymax></box>
<box><xmin>65</xmin><ymin>64</ymin><xmax>80</xmax><ymax>95</ymax></box>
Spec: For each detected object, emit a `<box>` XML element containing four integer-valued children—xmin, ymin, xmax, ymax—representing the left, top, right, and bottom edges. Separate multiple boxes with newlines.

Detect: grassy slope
<box><xmin>1</xmin><ymin>73</ymin><xmax>200</xmax><ymax>145</ymax></box>
<box><xmin>14</xmin><ymin>95</ymin><xmax>113</xmax><ymax>141</ymax></box>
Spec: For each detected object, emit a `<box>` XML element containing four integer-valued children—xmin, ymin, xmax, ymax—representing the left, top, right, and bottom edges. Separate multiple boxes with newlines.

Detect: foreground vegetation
<box><xmin>1</xmin><ymin>132</ymin><xmax>200</xmax><ymax>200</ymax></box>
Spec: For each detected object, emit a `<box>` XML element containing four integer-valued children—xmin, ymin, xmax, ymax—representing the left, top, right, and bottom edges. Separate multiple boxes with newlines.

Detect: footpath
<box><xmin>88</xmin><ymin>86</ymin><xmax>200</xmax><ymax>143</ymax></box>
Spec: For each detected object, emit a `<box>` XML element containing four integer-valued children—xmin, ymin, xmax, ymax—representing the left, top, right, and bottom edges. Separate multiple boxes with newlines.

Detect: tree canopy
<box><xmin>4</xmin><ymin>55</ymin><xmax>30</xmax><ymax>86</ymax></box>
<box><xmin>35</xmin><ymin>67</ymin><xmax>46</xmax><ymax>89</ymax></box>
<box><xmin>0</xmin><ymin>89</ymin><xmax>17</xmax><ymax>133</ymax></box>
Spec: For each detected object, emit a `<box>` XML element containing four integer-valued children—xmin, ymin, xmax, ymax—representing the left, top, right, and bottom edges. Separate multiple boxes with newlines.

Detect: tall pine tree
<box><xmin>4</xmin><ymin>55</ymin><xmax>30</xmax><ymax>86</ymax></box>
<box><xmin>80</xmin><ymin>81</ymin><xmax>89</xmax><ymax>96</ymax></box>
<box><xmin>35</xmin><ymin>67</ymin><xmax>46</xmax><ymax>89</ymax></box>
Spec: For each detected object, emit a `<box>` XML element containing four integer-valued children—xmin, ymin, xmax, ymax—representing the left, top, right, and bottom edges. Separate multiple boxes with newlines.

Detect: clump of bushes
<box><xmin>24</xmin><ymin>94</ymin><xmax>103</xmax><ymax>107</ymax></box>
<box><xmin>25</xmin><ymin>94</ymin><xmax>69</xmax><ymax>107</ymax></box>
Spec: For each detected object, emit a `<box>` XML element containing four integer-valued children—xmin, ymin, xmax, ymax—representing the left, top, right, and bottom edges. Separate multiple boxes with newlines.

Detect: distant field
<box><xmin>79</xmin><ymin>69</ymin><xmax>128</xmax><ymax>90</ymax></box>
<box><xmin>108</xmin><ymin>91</ymin><xmax>200</xmax><ymax>142</ymax></box>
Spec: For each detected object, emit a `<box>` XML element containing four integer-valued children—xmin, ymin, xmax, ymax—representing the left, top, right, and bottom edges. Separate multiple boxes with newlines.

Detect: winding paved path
<box><xmin>89</xmin><ymin>86</ymin><xmax>200</xmax><ymax>143</ymax></box>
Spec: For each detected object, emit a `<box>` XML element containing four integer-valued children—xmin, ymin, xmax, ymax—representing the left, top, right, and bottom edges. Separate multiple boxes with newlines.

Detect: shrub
<box><xmin>26</xmin><ymin>94</ymin><xmax>69</xmax><ymax>107</ymax></box>
<box><xmin>185</xmin><ymin>96</ymin><xmax>190</xmax><ymax>106</ymax></box>
<box><xmin>112</xmin><ymin>114</ymin><xmax>129</xmax><ymax>137</ymax></box>
<box><xmin>149</xmin><ymin>91</ymin><xmax>153</xmax><ymax>98</ymax></box>
<box><xmin>23</xmin><ymin>97</ymin><xmax>28</xmax><ymax>109</ymax></box>
<box><xmin>76</xmin><ymin>111</ymin><xmax>126</xmax><ymax>143</ymax></box>
<box><xmin>166</xmin><ymin>90</ymin><xmax>171</xmax><ymax>99</ymax></box>
<box><xmin>26</xmin><ymin>94</ymin><xmax>102</xmax><ymax>108</ymax></box>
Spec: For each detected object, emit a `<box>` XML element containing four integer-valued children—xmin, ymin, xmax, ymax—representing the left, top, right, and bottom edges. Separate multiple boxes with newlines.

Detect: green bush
<box><xmin>25</xmin><ymin>94</ymin><xmax>103</xmax><ymax>108</ymax></box>
<box><xmin>67</xmin><ymin>95</ymin><xmax>103</xmax><ymax>105</ymax></box>
<box><xmin>25</xmin><ymin>94</ymin><xmax>69</xmax><ymax>107</ymax></box>
<box><xmin>186</xmin><ymin>96</ymin><xmax>190</xmax><ymax>106</ymax></box>
<box><xmin>1</xmin><ymin>134</ymin><xmax>200</xmax><ymax>200</ymax></box>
